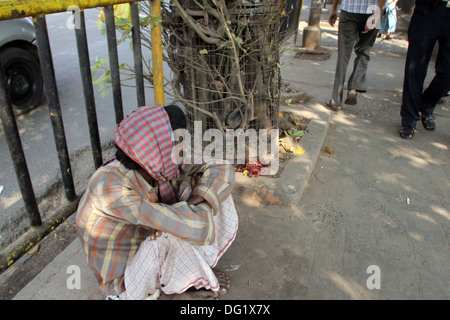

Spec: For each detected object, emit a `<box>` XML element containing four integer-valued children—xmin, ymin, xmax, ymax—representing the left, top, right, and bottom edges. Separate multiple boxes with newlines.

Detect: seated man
<box><xmin>76</xmin><ymin>104</ymin><xmax>238</xmax><ymax>300</ymax></box>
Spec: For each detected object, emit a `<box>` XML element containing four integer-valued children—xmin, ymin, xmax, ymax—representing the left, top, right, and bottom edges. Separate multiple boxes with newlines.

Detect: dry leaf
<box><xmin>215</xmin><ymin>80</ymin><xmax>225</xmax><ymax>91</ymax></box>
<box><xmin>27</xmin><ymin>244</ymin><xmax>40</xmax><ymax>256</ymax></box>
<box><xmin>325</xmin><ymin>146</ymin><xmax>334</xmax><ymax>155</ymax></box>
<box><xmin>293</xmin><ymin>147</ymin><xmax>305</xmax><ymax>155</ymax></box>
<box><xmin>280</xmin><ymin>141</ymin><xmax>304</xmax><ymax>155</ymax></box>
<box><xmin>280</xmin><ymin>141</ymin><xmax>295</xmax><ymax>153</ymax></box>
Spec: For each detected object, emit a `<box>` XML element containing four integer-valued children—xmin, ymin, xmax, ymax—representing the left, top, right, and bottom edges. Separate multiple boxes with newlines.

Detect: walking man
<box><xmin>326</xmin><ymin>0</ymin><xmax>387</xmax><ymax>111</ymax></box>
<box><xmin>399</xmin><ymin>0</ymin><xmax>450</xmax><ymax>139</ymax></box>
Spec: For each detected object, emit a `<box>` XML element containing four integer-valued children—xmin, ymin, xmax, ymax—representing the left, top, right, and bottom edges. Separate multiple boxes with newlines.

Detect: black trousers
<box><xmin>400</xmin><ymin>3</ymin><xmax>450</xmax><ymax>127</ymax></box>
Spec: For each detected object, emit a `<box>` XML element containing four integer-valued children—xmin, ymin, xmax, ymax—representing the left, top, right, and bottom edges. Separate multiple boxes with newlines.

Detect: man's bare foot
<box><xmin>213</xmin><ymin>269</ymin><xmax>230</xmax><ymax>295</ymax></box>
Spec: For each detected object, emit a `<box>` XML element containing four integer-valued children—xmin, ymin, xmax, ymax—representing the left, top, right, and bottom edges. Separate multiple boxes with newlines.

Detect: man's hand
<box><xmin>361</xmin><ymin>23</ymin><xmax>371</xmax><ymax>34</ymax></box>
<box><xmin>148</xmin><ymin>228</ymin><xmax>162</xmax><ymax>240</ymax></box>
<box><xmin>328</xmin><ymin>9</ymin><xmax>338</xmax><ymax>27</ymax></box>
<box><xmin>328</xmin><ymin>0</ymin><xmax>339</xmax><ymax>27</ymax></box>
<box><xmin>187</xmin><ymin>172</ymin><xmax>211</xmax><ymax>206</ymax></box>
<box><xmin>190</xmin><ymin>172</ymin><xmax>203</xmax><ymax>189</ymax></box>
<box><xmin>187</xmin><ymin>194</ymin><xmax>206</xmax><ymax>206</ymax></box>
<box><xmin>186</xmin><ymin>172</ymin><xmax>213</xmax><ymax>208</ymax></box>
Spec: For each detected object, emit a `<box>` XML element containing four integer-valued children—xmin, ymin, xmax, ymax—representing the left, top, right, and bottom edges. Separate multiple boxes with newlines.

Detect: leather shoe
<box><xmin>399</xmin><ymin>126</ymin><xmax>415</xmax><ymax>139</ymax></box>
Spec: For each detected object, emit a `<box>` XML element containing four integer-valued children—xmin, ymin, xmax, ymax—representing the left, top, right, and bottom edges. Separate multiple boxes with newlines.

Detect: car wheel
<box><xmin>0</xmin><ymin>46</ymin><xmax>44</xmax><ymax>115</ymax></box>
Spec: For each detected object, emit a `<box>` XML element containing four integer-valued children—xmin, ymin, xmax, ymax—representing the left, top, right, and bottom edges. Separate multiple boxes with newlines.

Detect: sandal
<box><xmin>421</xmin><ymin>114</ymin><xmax>435</xmax><ymax>131</ymax></box>
<box><xmin>325</xmin><ymin>99</ymin><xmax>341</xmax><ymax>112</ymax></box>
<box><xmin>344</xmin><ymin>92</ymin><xmax>357</xmax><ymax>105</ymax></box>
<box><xmin>399</xmin><ymin>126</ymin><xmax>415</xmax><ymax>140</ymax></box>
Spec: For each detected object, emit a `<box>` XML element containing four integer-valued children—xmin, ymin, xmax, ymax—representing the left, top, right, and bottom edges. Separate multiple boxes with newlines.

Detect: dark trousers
<box><xmin>400</xmin><ymin>3</ymin><xmax>450</xmax><ymax>127</ymax></box>
<box><xmin>331</xmin><ymin>10</ymin><xmax>378</xmax><ymax>105</ymax></box>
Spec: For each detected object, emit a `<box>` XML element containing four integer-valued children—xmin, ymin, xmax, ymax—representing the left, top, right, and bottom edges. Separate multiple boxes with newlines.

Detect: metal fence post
<box><xmin>104</xmin><ymin>5</ymin><xmax>124</xmax><ymax>124</ymax></box>
<box><xmin>130</xmin><ymin>2</ymin><xmax>146</xmax><ymax>107</ymax></box>
<box><xmin>74</xmin><ymin>9</ymin><xmax>103</xmax><ymax>169</ymax></box>
<box><xmin>0</xmin><ymin>60</ymin><xmax>41</xmax><ymax>227</ymax></box>
<box><xmin>34</xmin><ymin>15</ymin><xmax>76</xmax><ymax>201</ymax></box>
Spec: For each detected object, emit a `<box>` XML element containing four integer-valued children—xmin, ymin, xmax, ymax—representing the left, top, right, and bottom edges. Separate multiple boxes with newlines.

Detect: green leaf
<box><xmin>140</xmin><ymin>16</ymin><xmax>151</xmax><ymax>27</ymax></box>
<box><xmin>287</xmin><ymin>129</ymin><xmax>307</xmax><ymax>137</ymax></box>
<box><xmin>91</xmin><ymin>57</ymin><xmax>109</xmax><ymax>72</ymax></box>
<box><xmin>235</xmin><ymin>36</ymin><xmax>243</xmax><ymax>45</ymax></box>
<box><xmin>93</xmin><ymin>71</ymin><xmax>111</xmax><ymax>85</ymax></box>
<box><xmin>115</xmin><ymin>17</ymin><xmax>130</xmax><ymax>27</ymax></box>
<box><xmin>199</xmin><ymin>49</ymin><xmax>208</xmax><ymax>55</ymax></box>
<box><xmin>150</xmin><ymin>16</ymin><xmax>162</xmax><ymax>27</ymax></box>
<box><xmin>91</xmin><ymin>58</ymin><xmax>112</xmax><ymax>99</ymax></box>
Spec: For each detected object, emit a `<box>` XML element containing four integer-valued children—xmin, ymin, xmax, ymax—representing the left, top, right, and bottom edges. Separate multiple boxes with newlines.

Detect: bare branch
<box><xmin>172</xmin><ymin>0</ymin><xmax>225</xmax><ymax>46</ymax></box>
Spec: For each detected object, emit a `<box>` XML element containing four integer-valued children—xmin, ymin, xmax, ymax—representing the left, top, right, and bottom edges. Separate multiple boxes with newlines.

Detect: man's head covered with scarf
<box><xmin>113</xmin><ymin>104</ymin><xmax>186</xmax><ymax>205</ymax></box>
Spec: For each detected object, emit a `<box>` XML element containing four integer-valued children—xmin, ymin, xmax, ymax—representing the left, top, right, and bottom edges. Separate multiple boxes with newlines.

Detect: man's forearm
<box><xmin>331</xmin><ymin>0</ymin><xmax>340</xmax><ymax>11</ymax></box>
<box><xmin>378</xmin><ymin>0</ymin><xmax>387</xmax><ymax>11</ymax></box>
<box><xmin>183</xmin><ymin>163</ymin><xmax>235</xmax><ymax>215</ymax></box>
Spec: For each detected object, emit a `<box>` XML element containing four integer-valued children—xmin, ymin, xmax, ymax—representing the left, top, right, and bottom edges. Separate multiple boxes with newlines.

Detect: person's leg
<box><xmin>121</xmin><ymin>188</ymin><xmax>238</xmax><ymax>300</ymax></box>
<box><xmin>330</xmin><ymin>11</ymin><xmax>359</xmax><ymax>107</ymax></box>
<box><xmin>379</xmin><ymin>11</ymin><xmax>388</xmax><ymax>35</ymax></box>
<box><xmin>400</xmin><ymin>11</ymin><xmax>440</xmax><ymax>132</ymax></box>
<box><xmin>347</xmin><ymin>15</ymin><xmax>378</xmax><ymax>95</ymax></box>
<box><xmin>388</xmin><ymin>8</ymin><xmax>397</xmax><ymax>35</ymax></box>
<box><xmin>121</xmin><ymin>234</ymin><xmax>228</xmax><ymax>300</ymax></box>
<box><xmin>420</xmin><ymin>22</ymin><xmax>450</xmax><ymax>129</ymax></box>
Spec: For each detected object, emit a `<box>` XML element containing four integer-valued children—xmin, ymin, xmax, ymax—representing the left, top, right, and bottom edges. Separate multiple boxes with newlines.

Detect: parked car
<box><xmin>0</xmin><ymin>17</ymin><xmax>43</xmax><ymax>115</ymax></box>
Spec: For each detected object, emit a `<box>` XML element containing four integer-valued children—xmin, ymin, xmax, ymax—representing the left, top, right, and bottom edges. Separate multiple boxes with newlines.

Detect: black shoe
<box><xmin>421</xmin><ymin>114</ymin><xmax>435</xmax><ymax>131</ymax></box>
<box><xmin>399</xmin><ymin>126</ymin><xmax>415</xmax><ymax>139</ymax></box>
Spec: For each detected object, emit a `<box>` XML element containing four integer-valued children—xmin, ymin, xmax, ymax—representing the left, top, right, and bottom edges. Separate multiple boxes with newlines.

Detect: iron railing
<box><xmin>0</xmin><ymin>0</ymin><xmax>164</xmax><ymax>272</ymax></box>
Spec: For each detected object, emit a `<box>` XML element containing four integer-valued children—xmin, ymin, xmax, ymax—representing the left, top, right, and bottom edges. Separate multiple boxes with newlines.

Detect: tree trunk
<box><xmin>162</xmin><ymin>0</ymin><xmax>285</xmax><ymax>134</ymax></box>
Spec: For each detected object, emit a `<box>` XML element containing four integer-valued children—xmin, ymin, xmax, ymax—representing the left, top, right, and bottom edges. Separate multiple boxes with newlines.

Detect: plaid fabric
<box><xmin>114</xmin><ymin>105</ymin><xmax>179</xmax><ymax>204</ymax></box>
<box><xmin>76</xmin><ymin>105</ymin><xmax>235</xmax><ymax>295</ymax></box>
<box><xmin>120</xmin><ymin>185</ymin><xmax>238</xmax><ymax>300</ymax></box>
<box><xmin>341</xmin><ymin>0</ymin><xmax>380</xmax><ymax>14</ymax></box>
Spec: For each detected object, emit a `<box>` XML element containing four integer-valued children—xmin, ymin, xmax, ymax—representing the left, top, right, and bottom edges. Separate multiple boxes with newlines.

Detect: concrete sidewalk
<box><xmin>8</xmin><ymin>8</ymin><xmax>450</xmax><ymax>300</ymax></box>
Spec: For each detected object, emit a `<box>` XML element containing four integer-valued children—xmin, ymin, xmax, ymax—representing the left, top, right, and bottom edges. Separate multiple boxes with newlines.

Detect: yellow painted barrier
<box><xmin>0</xmin><ymin>0</ymin><xmax>165</xmax><ymax>107</ymax></box>
<box><xmin>0</xmin><ymin>0</ymin><xmax>133</xmax><ymax>20</ymax></box>
<box><xmin>150</xmin><ymin>0</ymin><xmax>164</xmax><ymax>106</ymax></box>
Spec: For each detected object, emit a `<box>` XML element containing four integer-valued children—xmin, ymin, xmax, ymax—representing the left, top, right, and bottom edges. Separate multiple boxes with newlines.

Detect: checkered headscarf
<box><xmin>114</xmin><ymin>105</ymin><xmax>180</xmax><ymax>204</ymax></box>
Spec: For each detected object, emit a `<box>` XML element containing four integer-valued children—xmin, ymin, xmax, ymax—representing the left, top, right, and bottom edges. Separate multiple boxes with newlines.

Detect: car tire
<box><xmin>0</xmin><ymin>46</ymin><xmax>44</xmax><ymax>115</ymax></box>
